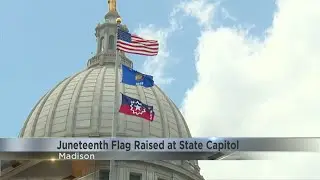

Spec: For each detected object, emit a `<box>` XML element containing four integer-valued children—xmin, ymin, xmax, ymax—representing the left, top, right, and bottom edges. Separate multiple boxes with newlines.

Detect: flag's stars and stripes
<box><xmin>117</xmin><ymin>27</ymin><xmax>159</xmax><ymax>56</ymax></box>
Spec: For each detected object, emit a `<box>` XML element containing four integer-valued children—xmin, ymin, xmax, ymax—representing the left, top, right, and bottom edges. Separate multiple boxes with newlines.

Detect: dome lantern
<box><xmin>87</xmin><ymin>0</ymin><xmax>132</xmax><ymax>69</ymax></box>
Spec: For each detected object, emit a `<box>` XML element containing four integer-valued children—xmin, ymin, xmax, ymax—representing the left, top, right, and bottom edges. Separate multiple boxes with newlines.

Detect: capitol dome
<box><xmin>19</xmin><ymin>57</ymin><xmax>192</xmax><ymax>140</ymax></box>
<box><xmin>16</xmin><ymin>57</ymin><xmax>203</xmax><ymax>180</ymax></box>
<box><xmin>0</xmin><ymin>3</ymin><xmax>210</xmax><ymax>180</ymax></box>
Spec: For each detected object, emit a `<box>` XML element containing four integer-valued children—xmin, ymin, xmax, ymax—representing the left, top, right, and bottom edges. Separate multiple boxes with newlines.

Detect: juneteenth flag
<box><xmin>117</xmin><ymin>27</ymin><xmax>159</xmax><ymax>56</ymax></box>
<box><xmin>122</xmin><ymin>65</ymin><xmax>154</xmax><ymax>88</ymax></box>
<box><xmin>119</xmin><ymin>94</ymin><xmax>155</xmax><ymax>121</ymax></box>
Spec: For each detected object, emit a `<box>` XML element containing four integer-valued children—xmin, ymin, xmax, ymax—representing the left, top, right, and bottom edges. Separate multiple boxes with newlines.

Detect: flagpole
<box><xmin>110</xmin><ymin>19</ymin><xmax>121</xmax><ymax>180</ymax></box>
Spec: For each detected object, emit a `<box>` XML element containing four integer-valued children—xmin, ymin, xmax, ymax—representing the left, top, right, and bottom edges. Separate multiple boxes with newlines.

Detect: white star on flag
<box><xmin>130</xmin><ymin>100</ymin><xmax>146</xmax><ymax>115</ymax></box>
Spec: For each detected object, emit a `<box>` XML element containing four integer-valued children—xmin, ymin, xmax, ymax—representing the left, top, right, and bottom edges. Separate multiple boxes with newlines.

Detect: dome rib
<box><xmin>136</xmin><ymin>85</ymin><xmax>150</xmax><ymax>137</ymax></box>
<box><xmin>172</xmin><ymin>96</ymin><xmax>192</xmax><ymax>137</ymax></box>
<box><xmin>120</xmin><ymin>81</ymin><xmax>141</xmax><ymax>136</ymax></box>
<box><xmin>66</xmin><ymin>69</ymin><xmax>94</xmax><ymax>137</ymax></box>
<box><xmin>90</xmin><ymin>66</ymin><xmax>107</xmax><ymax>136</ymax></box>
<box><xmin>160</xmin><ymin>87</ymin><xmax>183</xmax><ymax>138</ymax></box>
<box><xmin>19</xmin><ymin>93</ymin><xmax>47</xmax><ymax>137</ymax></box>
<box><xmin>160</xmin><ymin>88</ymin><xmax>192</xmax><ymax>138</ymax></box>
<box><xmin>118</xmin><ymin>76</ymin><xmax>127</xmax><ymax>135</ymax></box>
<box><xmin>45</xmin><ymin>72</ymin><xmax>84</xmax><ymax>136</ymax></box>
<box><xmin>30</xmin><ymin>80</ymin><xmax>67</xmax><ymax>137</ymax></box>
<box><xmin>162</xmin><ymin>89</ymin><xmax>192</xmax><ymax>138</ymax></box>
<box><xmin>150</xmin><ymin>86</ymin><xmax>169</xmax><ymax>137</ymax></box>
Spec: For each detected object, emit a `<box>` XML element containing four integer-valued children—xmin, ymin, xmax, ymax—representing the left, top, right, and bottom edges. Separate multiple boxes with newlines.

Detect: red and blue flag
<box><xmin>119</xmin><ymin>94</ymin><xmax>155</xmax><ymax>121</ymax></box>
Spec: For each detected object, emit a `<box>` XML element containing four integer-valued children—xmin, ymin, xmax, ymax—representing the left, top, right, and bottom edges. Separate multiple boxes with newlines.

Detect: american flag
<box><xmin>117</xmin><ymin>27</ymin><xmax>159</xmax><ymax>56</ymax></box>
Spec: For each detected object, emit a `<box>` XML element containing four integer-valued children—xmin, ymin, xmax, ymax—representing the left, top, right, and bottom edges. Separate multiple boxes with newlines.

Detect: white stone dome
<box><xmin>19</xmin><ymin>63</ymin><xmax>191</xmax><ymax>140</ymax></box>
<box><xmin>18</xmin><ymin>52</ymin><xmax>204</xmax><ymax>179</ymax></box>
<box><xmin>15</xmin><ymin>9</ymin><xmax>206</xmax><ymax>179</ymax></box>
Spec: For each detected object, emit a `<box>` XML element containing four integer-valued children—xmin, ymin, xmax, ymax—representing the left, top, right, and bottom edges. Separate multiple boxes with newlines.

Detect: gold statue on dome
<box><xmin>108</xmin><ymin>0</ymin><xmax>117</xmax><ymax>12</ymax></box>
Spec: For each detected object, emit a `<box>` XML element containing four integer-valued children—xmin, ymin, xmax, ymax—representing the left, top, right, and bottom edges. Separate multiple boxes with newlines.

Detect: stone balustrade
<box><xmin>87</xmin><ymin>52</ymin><xmax>133</xmax><ymax>68</ymax></box>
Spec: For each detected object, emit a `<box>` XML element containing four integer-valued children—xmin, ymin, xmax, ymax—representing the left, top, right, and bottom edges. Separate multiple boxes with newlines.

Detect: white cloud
<box><xmin>180</xmin><ymin>0</ymin><xmax>320</xmax><ymax>179</ymax></box>
<box><xmin>132</xmin><ymin>0</ymin><xmax>215</xmax><ymax>86</ymax></box>
<box><xmin>179</xmin><ymin>0</ymin><xmax>216</xmax><ymax>28</ymax></box>
<box><xmin>221</xmin><ymin>7</ymin><xmax>237</xmax><ymax>21</ymax></box>
<box><xmin>135</xmin><ymin>13</ymin><xmax>181</xmax><ymax>85</ymax></box>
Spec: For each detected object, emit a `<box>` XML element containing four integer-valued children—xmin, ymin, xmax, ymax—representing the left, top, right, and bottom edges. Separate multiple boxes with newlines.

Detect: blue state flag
<box><xmin>122</xmin><ymin>65</ymin><xmax>154</xmax><ymax>87</ymax></box>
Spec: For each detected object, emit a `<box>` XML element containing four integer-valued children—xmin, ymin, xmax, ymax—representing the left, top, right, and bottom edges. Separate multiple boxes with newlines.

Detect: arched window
<box><xmin>100</xmin><ymin>37</ymin><xmax>105</xmax><ymax>52</ymax></box>
<box><xmin>108</xmin><ymin>35</ymin><xmax>115</xmax><ymax>50</ymax></box>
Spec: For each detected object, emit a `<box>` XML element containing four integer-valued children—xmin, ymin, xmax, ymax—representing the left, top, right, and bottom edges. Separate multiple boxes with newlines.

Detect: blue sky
<box><xmin>0</xmin><ymin>0</ymin><xmax>275</xmax><ymax>137</ymax></box>
<box><xmin>3</xmin><ymin>1</ymin><xmax>320</xmax><ymax>179</ymax></box>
